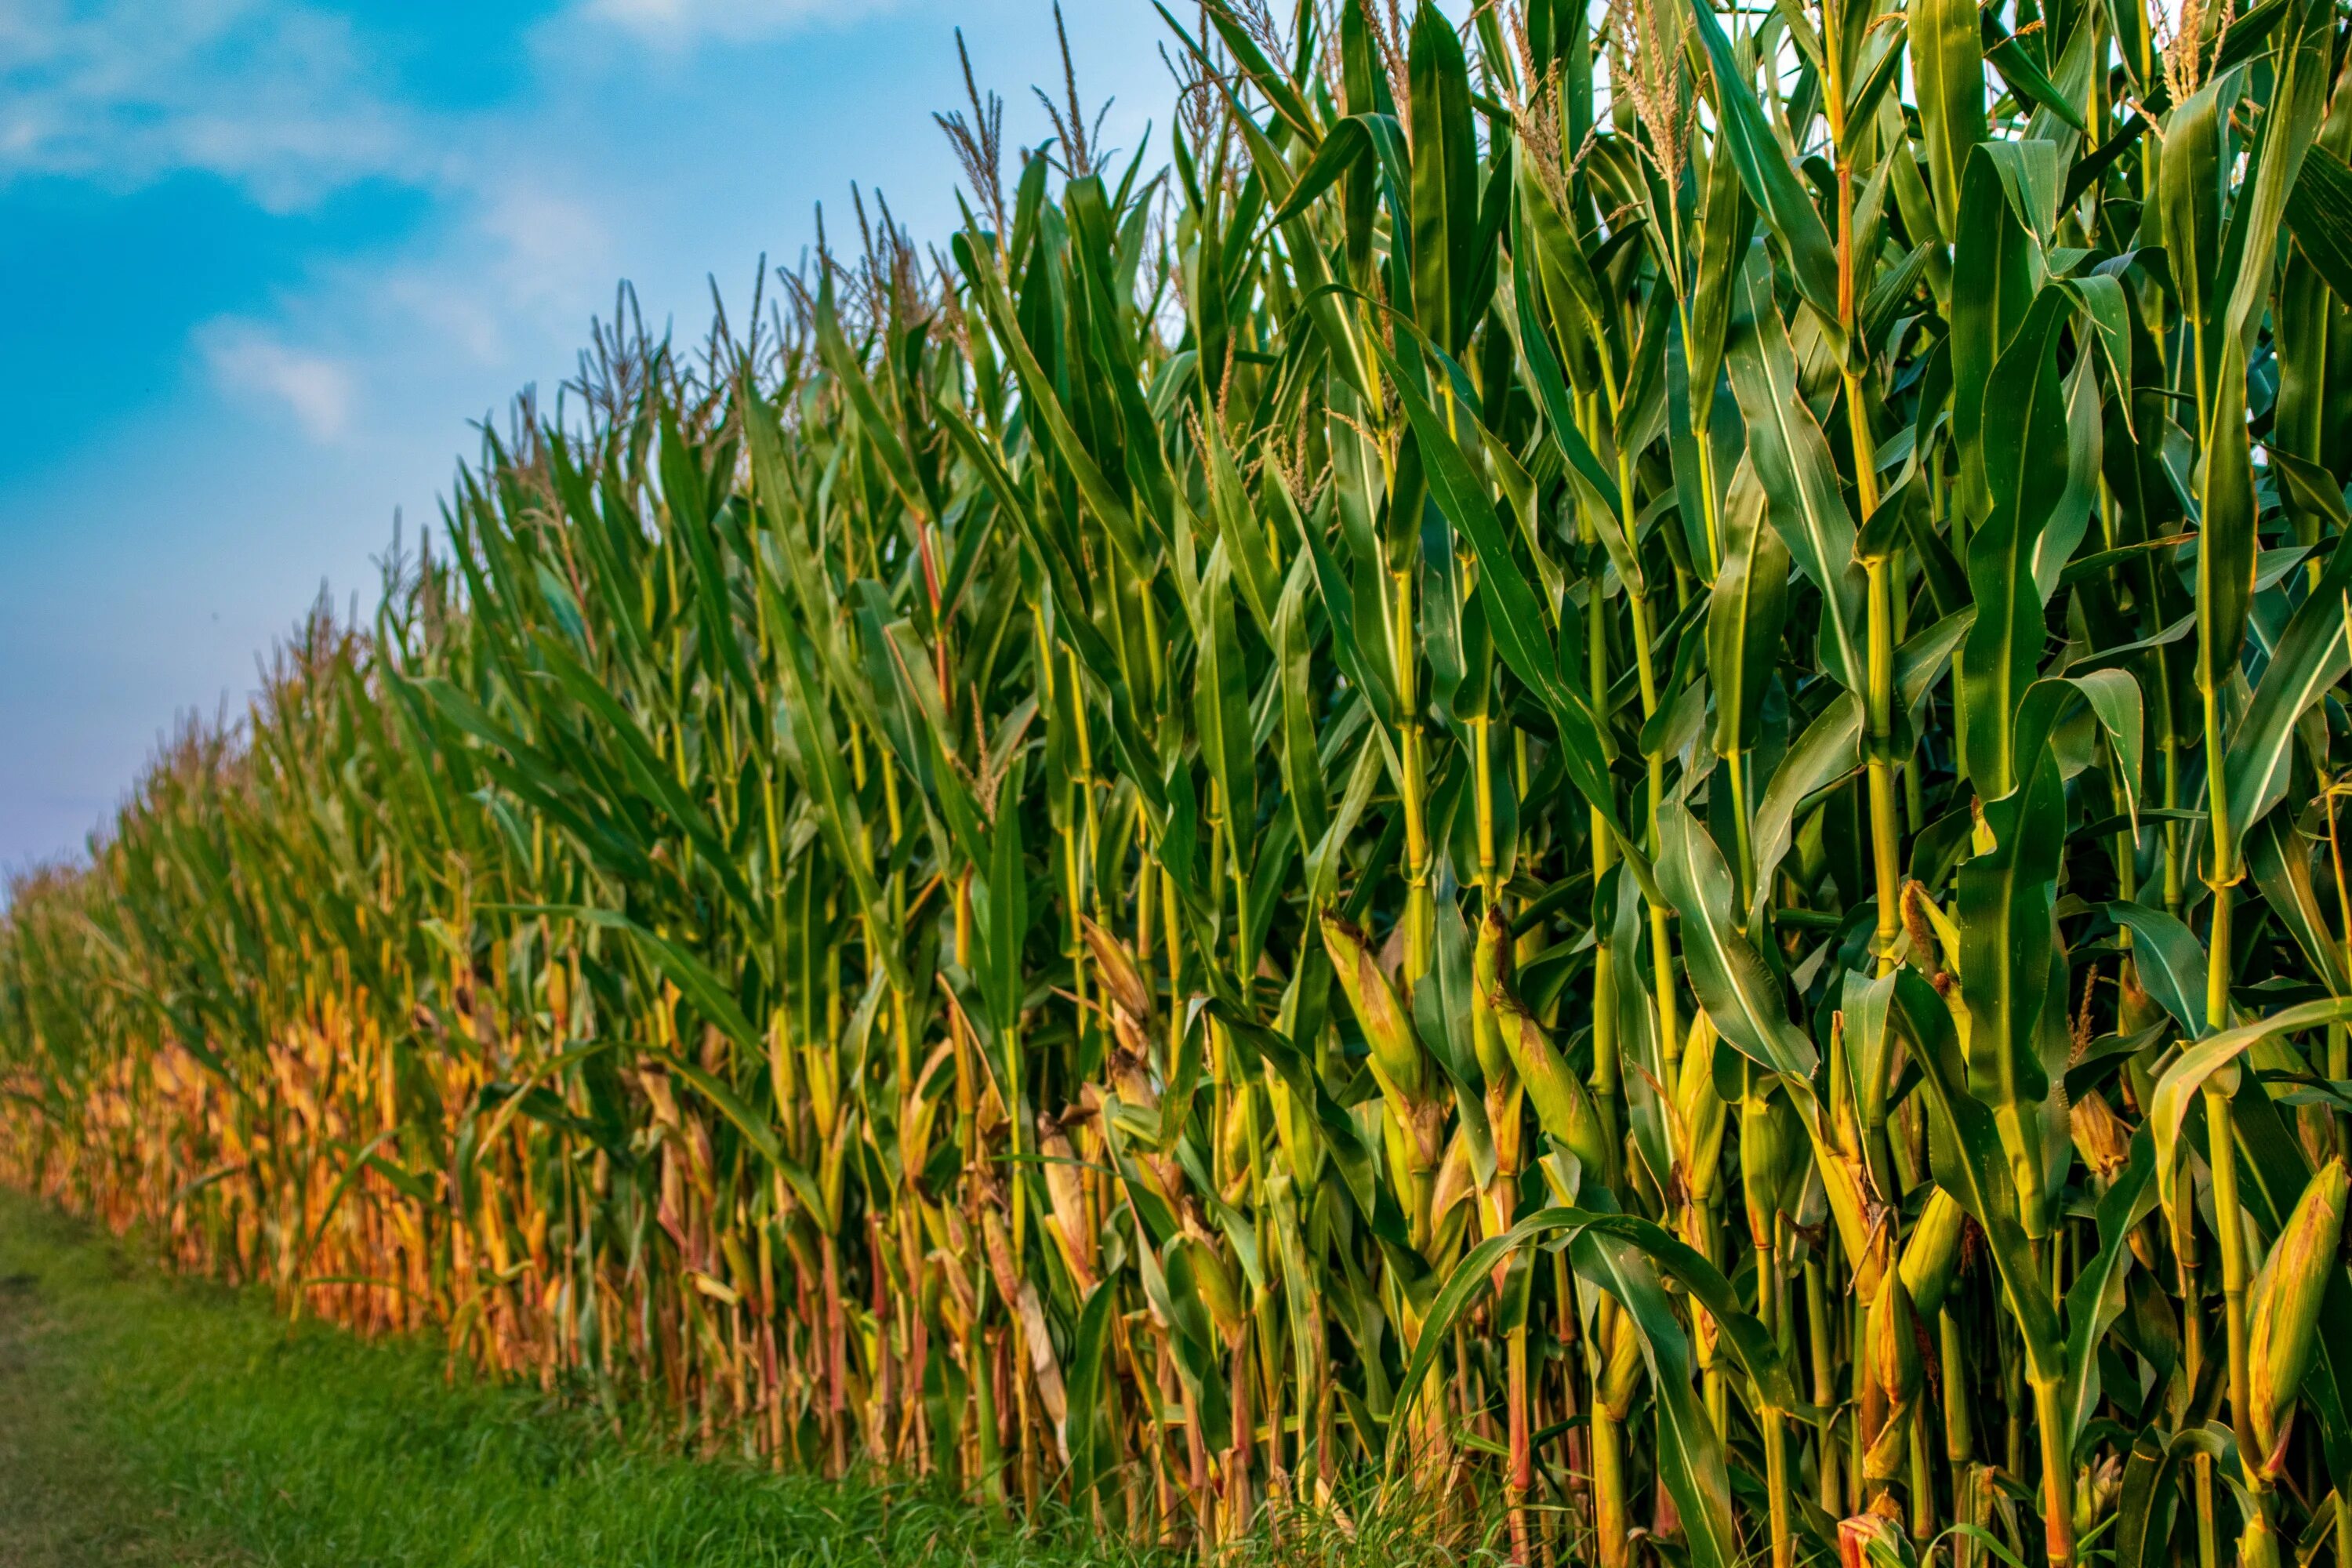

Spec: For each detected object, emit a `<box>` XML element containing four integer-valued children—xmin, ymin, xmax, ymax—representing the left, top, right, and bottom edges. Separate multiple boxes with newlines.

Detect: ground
<box><xmin>0</xmin><ymin>1238</ymin><xmax>238</xmax><ymax>1566</ymax></box>
<box><xmin>0</xmin><ymin>1192</ymin><xmax>1471</xmax><ymax>1568</ymax></box>
<box><xmin>0</xmin><ymin>1192</ymin><xmax>1153</xmax><ymax>1567</ymax></box>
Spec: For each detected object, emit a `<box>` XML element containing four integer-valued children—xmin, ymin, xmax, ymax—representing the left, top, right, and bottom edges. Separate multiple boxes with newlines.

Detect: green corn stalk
<box><xmin>4</xmin><ymin>2</ymin><xmax>2352</xmax><ymax>1564</ymax></box>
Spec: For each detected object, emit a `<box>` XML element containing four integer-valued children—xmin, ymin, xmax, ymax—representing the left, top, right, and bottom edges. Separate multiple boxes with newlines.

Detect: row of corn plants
<box><xmin>9</xmin><ymin>2</ymin><xmax>2352</xmax><ymax>1563</ymax></box>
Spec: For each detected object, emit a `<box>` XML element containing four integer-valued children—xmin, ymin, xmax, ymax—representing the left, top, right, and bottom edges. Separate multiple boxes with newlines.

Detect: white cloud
<box><xmin>0</xmin><ymin>0</ymin><xmax>1186</xmax><ymax>869</ymax></box>
<box><xmin>477</xmin><ymin>181</ymin><xmax>615</xmax><ymax>305</ymax></box>
<box><xmin>0</xmin><ymin>2</ymin><xmax>622</xmax><ymax>436</ymax></box>
<box><xmin>0</xmin><ymin>0</ymin><xmax>433</xmax><ymax>210</ymax></box>
<box><xmin>574</xmin><ymin>0</ymin><xmax>900</xmax><ymax>47</ymax></box>
<box><xmin>201</xmin><ymin>324</ymin><xmax>356</xmax><ymax>441</ymax></box>
<box><xmin>363</xmin><ymin>181</ymin><xmax>616</xmax><ymax>370</ymax></box>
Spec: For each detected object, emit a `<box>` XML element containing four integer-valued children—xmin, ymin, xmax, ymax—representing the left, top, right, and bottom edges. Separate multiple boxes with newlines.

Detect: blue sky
<box><xmin>0</xmin><ymin>0</ymin><xmax>1167</xmax><ymax>872</ymax></box>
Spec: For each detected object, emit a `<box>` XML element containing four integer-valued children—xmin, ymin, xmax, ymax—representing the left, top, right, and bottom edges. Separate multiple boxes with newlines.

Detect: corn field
<box><xmin>7</xmin><ymin>2</ymin><xmax>2352</xmax><ymax>1564</ymax></box>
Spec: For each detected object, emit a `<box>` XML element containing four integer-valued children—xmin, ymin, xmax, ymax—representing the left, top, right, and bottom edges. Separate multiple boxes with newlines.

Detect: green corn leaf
<box><xmin>1958</xmin><ymin>287</ymin><xmax>2072</xmax><ymax>796</ymax></box>
<box><xmin>1658</xmin><ymin>800</ymin><xmax>1817</xmax><ymax>1077</ymax></box>
<box><xmin>2060</xmin><ymin>1128</ymin><xmax>2158</xmax><ymax>1461</ymax></box>
<box><xmin>1504</xmin><ymin>185</ymin><xmax>1626</xmax><ymax>517</ymax></box>
<box><xmin>1950</xmin><ymin>143</ymin><xmax>2053</xmax><ymax>518</ymax></box>
<box><xmin>2104</xmin><ymin>902</ymin><xmax>2209</xmax><ymax>1037</ymax></box>
<box><xmin>1687</xmin><ymin>0</ymin><xmax>1843</xmax><ymax>335</ymax></box>
<box><xmin>1706</xmin><ymin>462</ymin><xmax>1789</xmax><ymax>757</ymax></box>
<box><xmin>1980</xmin><ymin>10</ymin><xmax>2089</xmax><ymax>133</ymax></box>
<box><xmin>1726</xmin><ymin>257</ymin><xmax>1867</xmax><ymax>693</ymax></box>
<box><xmin>1190</xmin><ymin>1</ymin><xmax>1319</xmax><ymax>143</ymax></box>
<box><xmin>2285</xmin><ymin>144</ymin><xmax>2352</xmax><ymax>307</ymax></box>
<box><xmin>1893</xmin><ymin>968</ymin><xmax>2067</xmax><ymax>1377</ymax></box>
<box><xmin>2149</xmin><ymin>1000</ymin><xmax>2352</xmax><ymax>1215</ymax></box>
<box><xmin>812</xmin><ymin>272</ymin><xmax>930</xmax><ymax>524</ymax></box>
<box><xmin>1406</xmin><ymin>1</ymin><xmax>1479</xmax><ymax>356</ymax></box>
<box><xmin>2248</xmin><ymin>813</ymin><xmax>2352</xmax><ymax>996</ymax></box>
<box><xmin>773</xmin><ymin>626</ymin><xmax>908</xmax><ymax>996</ymax></box>
<box><xmin>2223</xmin><ymin>538</ymin><xmax>2352</xmax><ymax>862</ymax></box>
<box><xmin>1062</xmin><ymin>1280</ymin><xmax>1120</xmax><ymax>1500</ymax></box>
<box><xmin>1392</xmin><ymin>1206</ymin><xmax>1759</xmax><ymax>1568</ymax></box>
<box><xmin>2216</xmin><ymin>0</ymin><xmax>2336</xmax><ymax>356</ymax></box>
<box><xmin>2159</xmin><ymin>74</ymin><xmax>2230</xmax><ymax>345</ymax></box>
<box><xmin>1372</xmin><ymin>334</ymin><xmax>1651</xmax><ymax>897</ymax></box>
<box><xmin>981</xmin><ymin>754</ymin><xmax>1029</xmax><ymax>1039</ymax></box>
<box><xmin>1909</xmin><ymin>0</ymin><xmax>1984</xmax><ymax>238</ymax></box>
<box><xmin>1191</xmin><ymin>545</ymin><xmax>1258</xmax><ymax>858</ymax></box>
<box><xmin>1748</xmin><ymin>693</ymin><xmax>1862</xmax><ymax>927</ymax></box>
<box><xmin>2117</xmin><ymin>1426</ymin><xmax>2242</xmax><ymax>1568</ymax></box>
<box><xmin>1954</xmin><ymin>740</ymin><xmax>2067</xmax><ymax>1244</ymax></box>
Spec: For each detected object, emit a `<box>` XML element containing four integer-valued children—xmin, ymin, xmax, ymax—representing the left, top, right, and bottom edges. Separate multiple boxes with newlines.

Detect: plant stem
<box><xmin>2207</xmin><ymin>1075</ymin><xmax>2256</xmax><ymax>1461</ymax></box>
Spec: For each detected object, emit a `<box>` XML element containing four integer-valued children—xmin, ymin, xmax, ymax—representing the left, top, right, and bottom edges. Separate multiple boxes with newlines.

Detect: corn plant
<box><xmin>7</xmin><ymin>3</ymin><xmax>2352</xmax><ymax>1566</ymax></box>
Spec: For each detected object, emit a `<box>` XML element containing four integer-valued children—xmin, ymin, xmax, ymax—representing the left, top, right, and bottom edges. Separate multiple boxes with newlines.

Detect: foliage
<box><xmin>3</xmin><ymin>1189</ymin><xmax>1443</xmax><ymax>1567</ymax></box>
<box><xmin>7</xmin><ymin>3</ymin><xmax>2352</xmax><ymax>1565</ymax></box>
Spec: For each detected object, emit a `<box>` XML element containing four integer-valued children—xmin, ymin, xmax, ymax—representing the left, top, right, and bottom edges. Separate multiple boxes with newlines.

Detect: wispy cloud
<box><xmin>0</xmin><ymin>0</ymin><xmax>433</xmax><ymax>211</ymax></box>
<box><xmin>0</xmin><ymin>2</ymin><xmax>623</xmax><ymax>427</ymax></box>
<box><xmin>201</xmin><ymin>322</ymin><xmax>356</xmax><ymax>440</ymax></box>
<box><xmin>0</xmin><ymin>0</ymin><xmax>1171</xmax><ymax>869</ymax></box>
<box><xmin>350</xmin><ymin>179</ymin><xmax>618</xmax><ymax>389</ymax></box>
<box><xmin>572</xmin><ymin>0</ymin><xmax>902</xmax><ymax>47</ymax></box>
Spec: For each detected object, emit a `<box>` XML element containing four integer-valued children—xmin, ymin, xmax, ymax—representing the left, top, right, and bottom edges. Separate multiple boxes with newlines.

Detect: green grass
<box><xmin>0</xmin><ymin>1191</ymin><xmax>1148</xmax><ymax>1567</ymax></box>
<box><xmin>0</xmin><ymin>1191</ymin><xmax>1475</xmax><ymax>1568</ymax></box>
